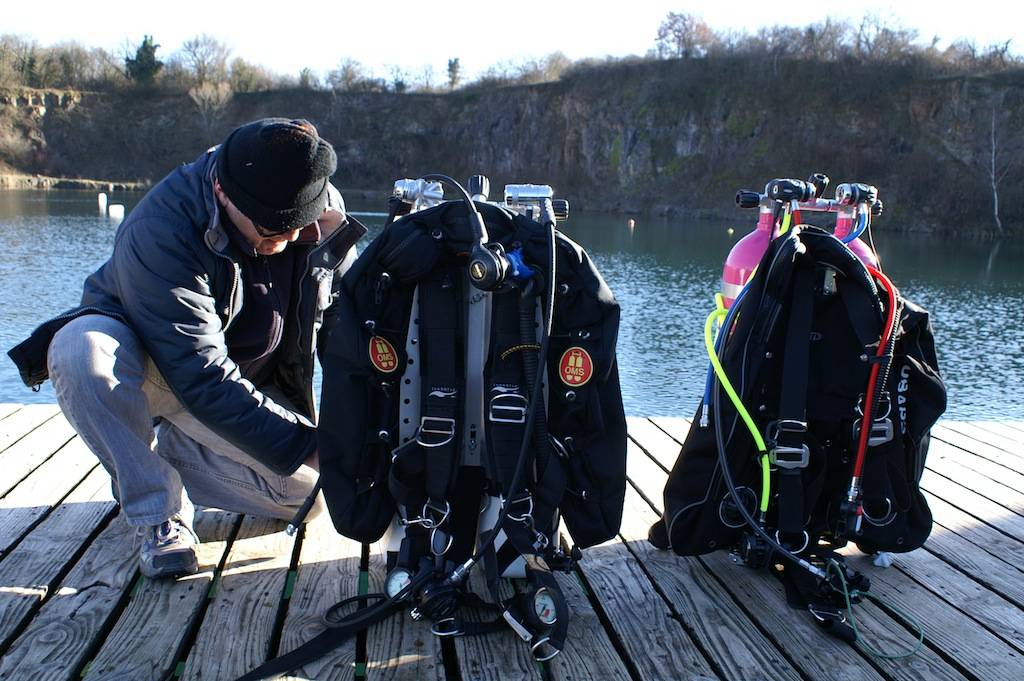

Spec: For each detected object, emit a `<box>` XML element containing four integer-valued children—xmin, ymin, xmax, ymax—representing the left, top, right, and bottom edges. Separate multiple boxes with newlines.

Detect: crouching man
<box><xmin>8</xmin><ymin>118</ymin><xmax>365</xmax><ymax>578</ymax></box>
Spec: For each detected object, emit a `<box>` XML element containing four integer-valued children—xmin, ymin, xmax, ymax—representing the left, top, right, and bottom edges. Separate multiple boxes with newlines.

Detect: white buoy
<box><xmin>108</xmin><ymin>204</ymin><xmax>125</xmax><ymax>221</ymax></box>
<box><xmin>97</xmin><ymin>192</ymin><xmax>108</xmax><ymax>213</ymax></box>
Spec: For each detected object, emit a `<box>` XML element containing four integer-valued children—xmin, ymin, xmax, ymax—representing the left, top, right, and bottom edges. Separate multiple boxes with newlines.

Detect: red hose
<box><xmin>851</xmin><ymin>266</ymin><xmax>898</xmax><ymax>487</ymax></box>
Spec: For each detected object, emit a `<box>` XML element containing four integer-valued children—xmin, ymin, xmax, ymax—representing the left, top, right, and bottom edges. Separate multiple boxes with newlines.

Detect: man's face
<box><xmin>214</xmin><ymin>181</ymin><xmax>302</xmax><ymax>256</ymax></box>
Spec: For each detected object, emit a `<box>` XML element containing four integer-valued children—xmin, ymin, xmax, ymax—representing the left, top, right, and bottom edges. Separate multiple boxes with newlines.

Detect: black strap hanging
<box><xmin>770</xmin><ymin>265</ymin><xmax>815</xmax><ymax>536</ymax></box>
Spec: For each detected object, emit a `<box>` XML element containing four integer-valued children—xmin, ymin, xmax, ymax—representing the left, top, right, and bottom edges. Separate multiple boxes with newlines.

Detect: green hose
<box><xmin>704</xmin><ymin>307</ymin><xmax>771</xmax><ymax>513</ymax></box>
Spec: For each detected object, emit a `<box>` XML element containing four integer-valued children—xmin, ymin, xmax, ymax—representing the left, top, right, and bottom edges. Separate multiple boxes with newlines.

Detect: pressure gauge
<box><xmin>532</xmin><ymin>587</ymin><xmax>558</xmax><ymax>626</ymax></box>
<box><xmin>385</xmin><ymin>568</ymin><xmax>413</xmax><ymax>599</ymax></box>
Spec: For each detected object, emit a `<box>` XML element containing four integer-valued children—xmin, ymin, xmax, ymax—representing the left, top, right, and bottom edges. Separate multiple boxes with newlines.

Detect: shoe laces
<box><xmin>148</xmin><ymin>515</ymin><xmax>198</xmax><ymax>546</ymax></box>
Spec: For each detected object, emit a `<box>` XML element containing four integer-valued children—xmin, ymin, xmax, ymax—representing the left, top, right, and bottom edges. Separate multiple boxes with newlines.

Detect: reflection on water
<box><xmin>2</xmin><ymin>190</ymin><xmax>1021</xmax><ymax>418</ymax></box>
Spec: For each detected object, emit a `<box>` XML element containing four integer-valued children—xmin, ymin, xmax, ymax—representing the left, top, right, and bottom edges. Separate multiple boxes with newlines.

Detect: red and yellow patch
<box><xmin>369</xmin><ymin>336</ymin><xmax>399</xmax><ymax>373</ymax></box>
<box><xmin>558</xmin><ymin>347</ymin><xmax>593</xmax><ymax>387</ymax></box>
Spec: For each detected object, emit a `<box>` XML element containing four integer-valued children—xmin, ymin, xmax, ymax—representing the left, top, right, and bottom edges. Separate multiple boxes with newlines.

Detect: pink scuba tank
<box><xmin>722</xmin><ymin>199</ymin><xmax>773</xmax><ymax>307</ymax></box>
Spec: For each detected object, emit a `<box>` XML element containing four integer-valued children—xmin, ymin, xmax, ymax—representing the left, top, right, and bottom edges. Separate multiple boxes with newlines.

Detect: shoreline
<box><xmin>0</xmin><ymin>173</ymin><xmax>150</xmax><ymax>192</ymax></box>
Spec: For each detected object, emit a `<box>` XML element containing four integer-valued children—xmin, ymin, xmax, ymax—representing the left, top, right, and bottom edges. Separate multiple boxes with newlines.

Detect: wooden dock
<box><xmin>1</xmin><ymin>402</ymin><xmax>1022</xmax><ymax>680</ymax></box>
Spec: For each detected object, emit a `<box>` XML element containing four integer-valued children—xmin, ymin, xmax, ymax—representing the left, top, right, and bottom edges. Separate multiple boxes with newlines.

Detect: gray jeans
<box><xmin>47</xmin><ymin>314</ymin><xmax>323</xmax><ymax>528</ymax></box>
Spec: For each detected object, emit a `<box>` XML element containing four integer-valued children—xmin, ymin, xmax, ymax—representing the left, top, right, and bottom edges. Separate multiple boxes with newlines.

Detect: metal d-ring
<box><xmin>775</xmin><ymin>529</ymin><xmax>810</xmax><ymax>554</ymax></box>
<box><xmin>431</xmin><ymin>526</ymin><xmax>454</xmax><ymax>556</ymax></box>
<box><xmin>531</xmin><ymin>636</ymin><xmax>560</xmax><ymax>661</ymax></box>
<box><xmin>431</xmin><ymin>617</ymin><xmax>461</xmax><ymax>637</ymax></box>
<box><xmin>862</xmin><ymin>497</ymin><xmax>897</xmax><ymax>527</ymax></box>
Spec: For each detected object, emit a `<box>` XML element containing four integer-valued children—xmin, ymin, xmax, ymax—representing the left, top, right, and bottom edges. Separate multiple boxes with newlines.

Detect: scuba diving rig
<box><xmin>650</xmin><ymin>174</ymin><xmax>946</xmax><ymax>649</ymax></box>
<box><xmin>236</xmin><ymin>175</ymin><xmax>626</xmax><ymax>680</ymax></box>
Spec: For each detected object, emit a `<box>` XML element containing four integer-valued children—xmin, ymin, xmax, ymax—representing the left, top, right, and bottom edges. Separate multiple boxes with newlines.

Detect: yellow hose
<box><xmin>704</xmin><ymin>308</ymin><xmax>771</xmax><ymax>514</ymax></box>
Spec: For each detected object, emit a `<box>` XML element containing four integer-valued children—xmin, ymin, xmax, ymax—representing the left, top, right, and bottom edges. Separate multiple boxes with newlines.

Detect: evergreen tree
<box><xmin>125</xmin><ymin>35</ymin><xmax>162</xmax><ymax>85</ymax></box>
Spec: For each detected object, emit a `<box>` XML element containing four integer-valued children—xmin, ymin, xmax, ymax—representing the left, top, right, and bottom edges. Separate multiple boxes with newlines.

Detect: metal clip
<box><xmin>766</xmin><ymin>419</ymin><xmax>810</xmax><ymax>469</ymax></box>
<box><xmin>416</xmin><ymin>417</ymin><xmax>456</xmax><ymax>448</ymax></box>
<box><xmin>489</xmin><ymin>392</ymin><xmax>529</xmax><ymax>423</ymax></box>
<box><xmin>853</xmin><ymin>417</ymin><xmax>894</xmax><ymax>447</ymax></box>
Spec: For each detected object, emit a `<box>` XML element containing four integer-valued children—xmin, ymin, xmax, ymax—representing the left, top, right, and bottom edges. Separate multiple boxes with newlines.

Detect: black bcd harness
<box><xmin>650</xmin><ymin>226</ymin><xmax>946</xmax><ymax>642</ymax></box>
<box><xmin>236</xmin><ymin>197</ymin><xmax>626</xmax><ymax>679</ymax></box>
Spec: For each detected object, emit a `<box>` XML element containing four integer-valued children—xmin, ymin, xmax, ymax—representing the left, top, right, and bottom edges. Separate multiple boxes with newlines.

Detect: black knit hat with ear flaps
<box><xmin>216</xmin><ymin>118</ymin><xmax>338</xmax><ymax>231</ymax></box>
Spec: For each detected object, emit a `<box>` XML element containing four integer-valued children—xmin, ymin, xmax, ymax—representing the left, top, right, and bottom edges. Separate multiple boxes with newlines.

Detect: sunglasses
<box><xmin>252</xmin><ymin>221</ymin><xmax>309</xmax><ymax>238</ymax></box>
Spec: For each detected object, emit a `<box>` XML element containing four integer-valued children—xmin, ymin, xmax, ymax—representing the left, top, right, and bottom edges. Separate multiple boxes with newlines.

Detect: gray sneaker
<box><xmin>139</xmin><ymin>515</ymin><xmax>199</xmax><ymax>579</ymax></box>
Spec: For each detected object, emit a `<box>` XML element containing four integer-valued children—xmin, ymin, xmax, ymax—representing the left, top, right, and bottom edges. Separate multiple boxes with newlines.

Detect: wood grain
<box><xmin>181</xmin><ymin>515</ymin><xmax>296</xmax><ymax>681</ymax></box>
<box><xmin>84</xmin><ymin>510</ymin><xmax>240</xmax><ymax>680</ymax></box>
<box><xmin>0</xmin><ymin>437</ymin><xmax>97</xmax><ymax>556</ymax></box>
<box><xmin>0</xmin><ymin>465</ymin><xmax>117</xmax><ymax>655</ymax></box>
<box><xmin>0</xmin><ymin>411</ymin><xmax>76</xmax><ymax>498</ymax></box>
<box><xmin>0</xmin><ymin>404</ymin><xmax>59</xmax><ymax>454</ymax></box>
<box><xmin>278</xmin><ymin>511</ymin><xmax>363</xmax><ymax>681</ymax></box>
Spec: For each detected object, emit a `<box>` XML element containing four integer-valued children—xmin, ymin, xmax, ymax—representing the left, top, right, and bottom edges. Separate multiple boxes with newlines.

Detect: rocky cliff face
<box><xmin>3</xmin><ymin>58</ymin><xmax>1022</xmax><ymax>235</ymax></box>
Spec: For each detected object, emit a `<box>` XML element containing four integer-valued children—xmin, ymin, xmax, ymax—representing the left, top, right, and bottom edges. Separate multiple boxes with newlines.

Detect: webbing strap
<box><xmin>487</xmin><ymin>290</ymin><xmax>529</xmax><ymax>493</ymax></box>
<box><xmin>234</xmin><ymin>601</ymin><xmax>404</xmax><ymax>680</ymax></box>
<box><xmin>418</xmin><ymin>271</ymin><xmax>462</xmax><ymax>506</ymax></box>
<box><xmin>774</xmin><ymin>266</ymin><xmax>814</xmax><ymax>534</ymax></box>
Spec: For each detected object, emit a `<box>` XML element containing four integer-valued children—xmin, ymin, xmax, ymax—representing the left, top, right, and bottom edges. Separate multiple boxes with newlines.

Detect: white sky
<box><xmin>5</xmin><ymin>1</ymin><xmax>1021</xmax><ymax>80</ymax></box>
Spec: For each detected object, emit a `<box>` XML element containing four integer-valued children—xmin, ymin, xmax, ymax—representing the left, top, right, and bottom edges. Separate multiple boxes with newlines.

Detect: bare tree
<box><xmin>654</xmin><ymin>12</ymin><xmax>716</xmax><ymax>59</ymax></box>
<box><xmin>179</xmin><ymin>35</ymin><xmax>230</xmax><ymax>85</ymax></box>
<box><xmin>189</xmin><ymin>80</ymin><xmax>233</xmax><ymax>137</ymax></box>
<box><xmin>327</xmin><ymin>58</ymin><xmax>368</xmax><ymax>92</ymax></box>
<box><xmin>986</xmin><ymin>92</ymin><xmax>1015</xmax><ymax>235</ymax></box>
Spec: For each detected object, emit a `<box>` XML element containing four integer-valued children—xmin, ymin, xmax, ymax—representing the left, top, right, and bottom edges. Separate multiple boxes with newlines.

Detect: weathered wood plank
<box><xmin>0</xmin><ymin>465</ymin><xmax>117</xmax><ymax>656</ymax></box>
<box><xmin>933</xmin><ymin>423</ymin><xmax>1023</xmax><ymax>463</ymax></box>
<box><xmin>940</xmin><ymin>422</ymin><xmax>1022</xmax><ymax>457</ymax></box>
<box><xmin>879</xmin><ymin>544</ymin><xmax>1024</xmax><ymax>652</ymax></box>
<box><xmin>927</xmin><ymin>440</ymin><xmax>1024</xmax><ymax>506</ymax></box>
<box><xmin>0</xmin><ymin>405</ymin><xmax>20</xmax><ymax>421</ymax></box>
<box><xmin>923</xmin><ymin>514</ymin><xmax>1024</xmax><ymax>602</ymax></box>
<box><xmin>453</xmin><ymin>568</ymin><xmax>546</xmax><ymax>681</ymax></box>
<box><xmin>569</xmin><ymin>534</ymin><xmax>718</xmax><ymax>681</ymax></box>
<box><xmin>364</xmin><ymin>535</ymin><xmax>444</xmax><ymax>681</ymax></box>
<box><xmin>548</xmin><ymin>570</ymin><xmax>635</xmax><ymax>681</ymax></box>
<box><xmin>618</xmin><ymin>477</ymin><xmax>803</xmax><ymax>680</ymax></box>
<box><xmin>924</xmin><ymin>493</ymin><xmax>1024</xmax><ymax>571</ymax></box>
<box><xmin>0</xmin><ymin>437</ymin><xmax>97</xmax><ymax>556</ymax></box>
<box><xmin>0</xmin><ymin>404</ymin><xmax>59</xmax><ymax>454</ymax></box>
<box><xmin>277</xmin><ymin>511</ymin><xmax>363</xmax><ymax>681</ymax></box>
<box><xmin>930</xmin><ymin>426</ymin><xmax>1024</xmax><ymax>475</ymax></box>
<box><xmin>0</xmin><ymin>411</ymin><xmax>75</xmax><ymax>498</ymax></box>
<box><xmin>83</xmin><ymin>510</ymin><xmax>240</xmax><ymax>680</ymax></box>
<box><xmin>634</xmin><ymin>418</ymin><xmax>976</xmax><ymax>681</ymax></box>
<box><xmin>969</xmin><ymin>421</ymin><xmax>1024</xmax><ymax>444</ymax></box>
<box><xmin>842</xmin><ymin>551</ymin><xmax>1024</xmax><ymax>680</ymax></box>
<box><xmin>919</xmin><ymin>469</ymin><xmax>1024</xmax><ymax>542</ymax></box>
<box><xmin>0</xmin><ymin>511</ymin><xmax>137</xmax><ymax>681</ymax></box>
<box><xmin>181</xmin><ymin>516</ymin><xmax>296</xmax><ymax>681</ymax></box>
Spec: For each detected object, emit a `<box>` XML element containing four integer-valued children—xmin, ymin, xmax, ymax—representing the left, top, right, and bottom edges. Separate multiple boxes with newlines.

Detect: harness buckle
<box><xmin>506</xmin><ymin>494</ymin><xmax>534</xmax><ymax>523</ymax></box>
<box><xmin>766</xmin><ymin>420</ymin><xmax>810</xmax><ymax>469</ymax></box>
<box><xmin>489</xmin><ymin>392</ymin><xmax>529</xmax><ymax>423</ymax></box>
<box><xmin>853</xmin><ymin>417</ymin><xmax>894</xmax><ymax>447</ymax></box>
<box><xmin>416</xmin><ymin>417</ymin><xmax>456</xmax><ymax>448</ymax></box>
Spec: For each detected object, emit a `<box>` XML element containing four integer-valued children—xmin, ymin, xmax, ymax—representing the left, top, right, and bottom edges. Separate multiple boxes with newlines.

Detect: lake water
<box><xmin>2</xmin><ymin>189</ymin><xmax>1021</xmax><ymax>419</ymax></box>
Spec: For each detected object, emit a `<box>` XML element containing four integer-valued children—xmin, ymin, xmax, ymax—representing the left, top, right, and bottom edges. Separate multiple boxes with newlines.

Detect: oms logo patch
<box><xmin>559</xmin><ymin>347</ymin><xmax>593</xmax><ymax>386</ymax></box>
<box><xmin>369</xmin><ymin>336</ymin><xmax>398</xmax><ymax>373</ymax></box>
